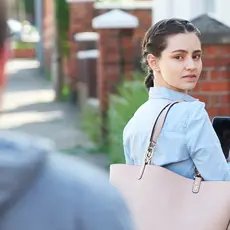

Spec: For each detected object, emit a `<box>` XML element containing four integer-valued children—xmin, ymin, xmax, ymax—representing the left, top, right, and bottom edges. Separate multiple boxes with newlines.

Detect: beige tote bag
<box><xmin>110</xmin><ymin>101</ymin><xmax>230</xmax><ymax>230</ymax></box>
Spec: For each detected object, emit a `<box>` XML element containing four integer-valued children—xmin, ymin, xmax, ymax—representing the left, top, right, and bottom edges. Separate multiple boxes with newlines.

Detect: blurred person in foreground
<box><xmin>0</xmin><ymin>2</ymin><xmax>134</xmax><ymax>230</ymax></box>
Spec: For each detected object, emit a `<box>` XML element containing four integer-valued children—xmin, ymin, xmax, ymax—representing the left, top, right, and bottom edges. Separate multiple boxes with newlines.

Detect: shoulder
<box><xmin>170</xmin><ymin>99</ymin><xmax>205</xmax><ymax>113</ymax></box>
<box><xmin>131</xmin><ymin>99</ymin><xmax>206</xmax><ymax>119</ymax></box>
<box><xmin>183</xmin><ymin>100</ymin><xmax>208</xmax><ymax>123</ymax></box>
<box><xmin>40</xmin><ymin>154</ymin><xmax>132</xmax><ymax>227</ymax></box>
<box><xmin>166</xmin><ymin>100</ymin><xmax>206</xmax><ymax>120</ymax></box>
<box><xmin>168</xmin><ymin>100</ymin><xmax>208</xmax><ymax>128</ymax></box>
<box><xmin>123</xmin><ymin>99</ymin><xmax>208</xmax><ymax>140</ymax></box>
<box><xmin>46</xmin><ymin>153</ymin><xmax>122</xmax><ymax>200</ymax></box>
<box><xmin>165</xmin><ymin>100</ymin><xmax>211</xmax><ymax>136</ymax></box>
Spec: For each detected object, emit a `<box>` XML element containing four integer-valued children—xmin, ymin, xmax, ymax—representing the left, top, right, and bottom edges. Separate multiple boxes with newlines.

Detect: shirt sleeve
<box><xmin>124</xmin><ymin>145</ymin><xmax>134</xmax><ymax>164</ymax></box>
<box><xmin>123</xmin><ymin>124</ymin><xmax>134</xmax><ymax>164</ymax></box>
<box><xmin>186</xmin><ymin>101</ymin><xmax>230</xmax><ymax>181</ymax></box>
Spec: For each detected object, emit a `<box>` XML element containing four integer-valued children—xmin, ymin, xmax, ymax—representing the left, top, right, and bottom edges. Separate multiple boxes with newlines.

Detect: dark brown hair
<box><xmin>141</xmin><ymin>18</ymin><xmax>201</xmax><ymax>90</ymax></box>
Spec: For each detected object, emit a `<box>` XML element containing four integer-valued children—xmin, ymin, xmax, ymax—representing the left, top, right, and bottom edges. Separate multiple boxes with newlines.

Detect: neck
<box><xmin>154</xmin><ymin>74</ymin><xmax>188</xmax><ymax>94</ymax></box>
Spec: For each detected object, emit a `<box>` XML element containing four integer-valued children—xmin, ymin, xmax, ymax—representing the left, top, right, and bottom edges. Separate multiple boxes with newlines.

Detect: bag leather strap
<box><xmin>145</xmin><ymin>101</ymin><xmax>181</xmax><ymax>165</ymax></box>
<box><xmin>138</xmin><ymin>100</ymin><xmax>202</xmax><ymax>180</ymax></box>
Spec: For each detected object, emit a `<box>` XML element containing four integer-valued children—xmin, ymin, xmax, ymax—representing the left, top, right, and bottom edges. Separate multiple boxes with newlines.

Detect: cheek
<box><xmin>160</xmin><ymin>60</ymin><xmax>183</xmax><ymax>77</ymax></box>
<box><xmin>198</xmin><ymin>61</ymin><xmax>203</xmax><ymax>74</ymax></box>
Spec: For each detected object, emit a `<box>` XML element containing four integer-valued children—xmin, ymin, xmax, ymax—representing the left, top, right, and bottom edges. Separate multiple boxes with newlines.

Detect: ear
<box><xmin>146</xmin><ymin>54</ymin><xmax>160</xmax><ymax>72</ymax></box>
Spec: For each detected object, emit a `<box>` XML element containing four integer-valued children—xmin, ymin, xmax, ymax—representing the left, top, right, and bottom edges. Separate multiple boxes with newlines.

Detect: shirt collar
<box><xmin>149</xmin><ymin>87</ymin><xmax>197</xmax><ymax>102</ymax></box>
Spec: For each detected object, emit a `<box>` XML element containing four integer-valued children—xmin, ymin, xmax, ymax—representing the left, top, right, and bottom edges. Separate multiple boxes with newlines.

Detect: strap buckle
<box><xmin>145</xmin><ymin>141</ymin><xmax>156</xmax><ymax>164</ymax></box>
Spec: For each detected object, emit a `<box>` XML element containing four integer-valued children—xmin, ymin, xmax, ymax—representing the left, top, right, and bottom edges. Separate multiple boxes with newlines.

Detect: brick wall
<box><xmin>96</xmin><ymin>8</ymin><xmax>152</xmax><ymax>70</ymax></box>
<box><xmin>96</xmin><ymin>9</ymin><xmax>152</xmax><ymax>69</ymax></box>
<box><xmin>43</xmin><ymin>0</ymin><xmax>55</xmax><ymax>72</ymax></box>
<box><xmin>68</xmin><ymin>1</ymin><xmax>94</xmax><ymax>81</ymax></box>
<box><xmin>12</xmin><ymin>49</ymin><xmax>36</xmax><ymax>59</ymax></box>
<box><xmin>96</xmin><ymin>28</ymin><xmax>135</xmax><ymax>113</ymax></box>
<box><xmin>96</xmin><ymin>9</ymin><xmax>151</xmax><ymax>42</ymax></box>
<box><xmin>191</xmin><ymin>44</ymin><xmax>230</xmax><ymax>118</ymax></box>
<box><xmin>67</xmin><ymin>3</ymin><xmax>152</xmax><ymax>79</ymax></box>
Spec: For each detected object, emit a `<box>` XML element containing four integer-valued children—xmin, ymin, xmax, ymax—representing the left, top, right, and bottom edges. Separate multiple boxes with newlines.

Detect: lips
<box><xmin>182</xmin><ymin>74</ymin><xmax>197</xmax><ymax>79</ymax></box>
<box><xmin>182</xmin><ymin>74</ymin><xmax>197</xmax><ymax>82</ymax></box>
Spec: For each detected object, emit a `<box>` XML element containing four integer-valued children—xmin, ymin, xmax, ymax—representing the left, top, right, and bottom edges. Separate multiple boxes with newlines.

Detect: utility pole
<box><xmin>51</xmin><ymin>0</ymin><xmax>63</xmax><ymax>101</ymax></box>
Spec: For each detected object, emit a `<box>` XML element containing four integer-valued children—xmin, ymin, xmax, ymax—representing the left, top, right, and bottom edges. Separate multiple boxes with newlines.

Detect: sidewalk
<box><xmin>0</xmin><ymin>59</ymin><xmax>108</xmax><ymax>168</ymax></box>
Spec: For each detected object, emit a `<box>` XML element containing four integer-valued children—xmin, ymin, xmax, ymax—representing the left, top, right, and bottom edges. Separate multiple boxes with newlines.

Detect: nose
<box><xmin>185</xmin><ymin>58</ymin><xmax>196</xmax><ymax>71</ymax></box>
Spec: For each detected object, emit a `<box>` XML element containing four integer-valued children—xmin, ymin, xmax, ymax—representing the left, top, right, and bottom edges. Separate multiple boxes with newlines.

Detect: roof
<box><xmin>191</xmin><ymin>14</ymin><xmax>230</xmax><ymax>44</ymax></box>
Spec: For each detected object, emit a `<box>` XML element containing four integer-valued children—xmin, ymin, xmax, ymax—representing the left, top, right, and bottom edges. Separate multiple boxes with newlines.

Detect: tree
<box><xmin>52</xmin><ymin>0</ymin><xmax>70</xmax><ymax>101</ymax></box>
<box><xmin>24</xmin><ymin>0</ymin><xmax>34</xmax><ymax>15</ymax></box>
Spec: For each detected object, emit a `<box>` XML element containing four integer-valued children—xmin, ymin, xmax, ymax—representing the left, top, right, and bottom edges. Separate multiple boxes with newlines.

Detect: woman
<box><xmin>123</xmin><ymin>18</ymin><xmax>230</xmax><ymax>181</ymax></box>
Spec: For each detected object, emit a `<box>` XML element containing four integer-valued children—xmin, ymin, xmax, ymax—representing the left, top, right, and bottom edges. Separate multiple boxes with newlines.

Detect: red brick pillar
<box><xmin>75</xmin><ymin>32</ymin><xmax>99</xmax><ymax>109</ymax></box>
<box><xmin>190</xmin><ymin>14</ymin><xmax>230</xmax><ymax>119</ymax></box>
<box><xmin>191</xmin><ymin>44</ymin><xmax>230</xmax><ymax>118</ymax></box>
<box><xmin>92</xmin><ymin>9</ymin><xmax>139</xmax><ymax>135</ymax></box>
<box><xmin>67</xmin><ymin>0</ymin><xmax>94</xmax><ymax>81</ymax></box>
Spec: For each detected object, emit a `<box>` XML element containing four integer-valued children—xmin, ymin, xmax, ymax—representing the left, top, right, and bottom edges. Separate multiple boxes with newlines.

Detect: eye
<box><xmin>193</xmin><ymin>54</ymin><xmax>201</xmax><ymax>60</ymax></box>
<box><xmin>174</xmin><ymin>55</ymin><xmax>183</xmax><ymax>60</ymax></box>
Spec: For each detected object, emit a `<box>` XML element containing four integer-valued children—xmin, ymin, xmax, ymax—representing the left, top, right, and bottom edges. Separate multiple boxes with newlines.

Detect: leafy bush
<box><xmin>81</xmin><ymin>99</ymin><xmax>102</xmax><ymax>146</ymax></box>
<box><xmin>107</xmin><ymin>72</ymin><xmax>148</xmax><ymax>163</ymax></box>
<box><xmin>80</xmin><ymin>72</ymin><xmax>148</xmax><ymax>163</ymax></box>
<box><xmin>13</xmin><ymin>41</ymin><xmax>36</xmax><ymax>50</ymax></box>
<box><xmin>61</xmin><ymin>84</ymin><xmax>71</xmax><ymax>101</ymax></box>
<box><xmin>55</xmin><ymin>0</ymin><xmax>70</xmax><ymax>57</ymax></box>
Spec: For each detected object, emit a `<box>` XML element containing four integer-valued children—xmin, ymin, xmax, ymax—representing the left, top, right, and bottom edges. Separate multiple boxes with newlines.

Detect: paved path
<box><xmin>0</xmin><ymin>59</ymin><xmax>90</xmax><ymax>149</ymax></box>
<box><xmin>0</xmin><ymin>59</ymin><xmax>109</xmax><ymax>168</ymax></box>
<box><xmin>0</xmin><ymin>60</ymin><xmax>108</xmax><ymax>168</ymax></box>
<box><xmin>0</xmin><ymin>60</ymin><xmax>92</xmax><ymax>149</ymax></box>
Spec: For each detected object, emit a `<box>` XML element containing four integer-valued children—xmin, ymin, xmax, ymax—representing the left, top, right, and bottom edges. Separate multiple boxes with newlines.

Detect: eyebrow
<box><xmin>171</xmin><ymin>49</ymin><xmax>202</xmax><ymax>53</ymax></box>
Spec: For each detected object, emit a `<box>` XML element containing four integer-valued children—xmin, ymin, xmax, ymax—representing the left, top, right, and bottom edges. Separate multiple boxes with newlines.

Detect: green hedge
<box><xmin>107</xmin><ymin>73</ymin><xmax>148</xmax><ymax>163</ymax></box>
<box><xmin>81</xmin><ymin>72</ymin><xmax>148</xmax><ymax>163</ymax></box>
<box><xmin>55</xmin><ymin>0</ymin><xmax>70</xmax><ymax>57</ymax></box>
<box><xmin>13</xmin><ymin>41</ymin><xmax>36</xmax><ymax>50</ymax></box>
<box><xmin>81</xmin><ymin>99</ymin><xmax>102</xmax><ymax>146</ymax></box>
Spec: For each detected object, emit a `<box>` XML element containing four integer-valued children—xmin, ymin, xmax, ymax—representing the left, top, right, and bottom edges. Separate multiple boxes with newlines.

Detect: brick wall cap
<box><xmin>86</xmin><ymin>98</ymin><xmax>100</xmax><ymax>108</ymax></box>
<box><xmin>74</xmin><ymin>32</ymin><xmax>99</xmax><ymax>41</ymax></box>
<box><xmin>191</xmin><ymin>14</ymin><xmax>230</xmax><ymax>44</ymax></box>
<box><xmin>92</xmin><ymin>9</ymin><xmax>139</xmax><ymax>29</ymax></box>
<box><xmin>95</xmin><ymin>1</ymin><xmax>153</xmax><ymax>10</ymax></box>
<box><xmin>76</xmin><ymin>49</ymin><xmax>100</xmax><ymax>59</ymax></box>
<box><xmin>66</xmin><ymin>0</ymin><xmax>94</xmax><ymax>2</ymax></box>
<box><xmin>191</xmin><ymin>14</ymin><xmax>230</xmax><ymax>34</ymax></box>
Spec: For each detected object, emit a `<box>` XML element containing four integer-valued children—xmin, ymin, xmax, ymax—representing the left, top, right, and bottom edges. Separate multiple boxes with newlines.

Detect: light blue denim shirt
<box><xmin>123</xmin><ymin>87</ymin><xmax>230</xmax><ymax>181</ymax></box>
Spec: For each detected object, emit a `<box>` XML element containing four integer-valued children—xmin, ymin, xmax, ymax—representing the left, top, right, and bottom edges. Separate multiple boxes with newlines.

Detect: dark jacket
<box><xmin>0</xmin><ymin>131</ymin><xmax>134</xmax><ymax>230</ymax></box>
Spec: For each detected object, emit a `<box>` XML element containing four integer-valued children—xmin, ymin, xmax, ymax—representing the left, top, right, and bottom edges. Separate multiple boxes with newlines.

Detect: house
<box><xmin>36</xmin><ymin>0</ymin><xmax>230</xmax><ymax>118</ymax></box>
<box><xmin>153</xmin><ymin>0</ymin><xmax>230</xmax><ymax>27</ymax></box>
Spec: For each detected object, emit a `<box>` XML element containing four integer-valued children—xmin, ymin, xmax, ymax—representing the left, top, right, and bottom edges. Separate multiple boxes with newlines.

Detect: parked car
<box><xmin>7</xmin><ymin>19</ymin><xmax>22</xmax><ymax>40</ymax></box>
<box><xmin>7</xmin><ymin>19</ymin><xmax>40</xmax><ymax>43</ymax></box>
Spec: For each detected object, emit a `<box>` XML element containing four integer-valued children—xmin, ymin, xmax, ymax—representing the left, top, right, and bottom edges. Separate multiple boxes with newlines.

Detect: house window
<box><xmin>204</xmin><ymin>0</ymin><xmax>215</xmax><ymax>14</ymax></box>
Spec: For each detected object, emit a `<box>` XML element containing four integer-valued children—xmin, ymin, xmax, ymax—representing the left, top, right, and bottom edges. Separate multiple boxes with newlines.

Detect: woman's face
<box><xmin>148</xmin><ymin>32</ymin><xmax>202</xmax><ymax>93</ymax></box>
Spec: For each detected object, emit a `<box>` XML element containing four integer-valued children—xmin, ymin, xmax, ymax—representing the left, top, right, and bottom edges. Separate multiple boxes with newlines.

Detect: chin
<box><xmin>181</xmin><ymin>82</ymin><xmax>197</xmax><ymax>91</ymax></box>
